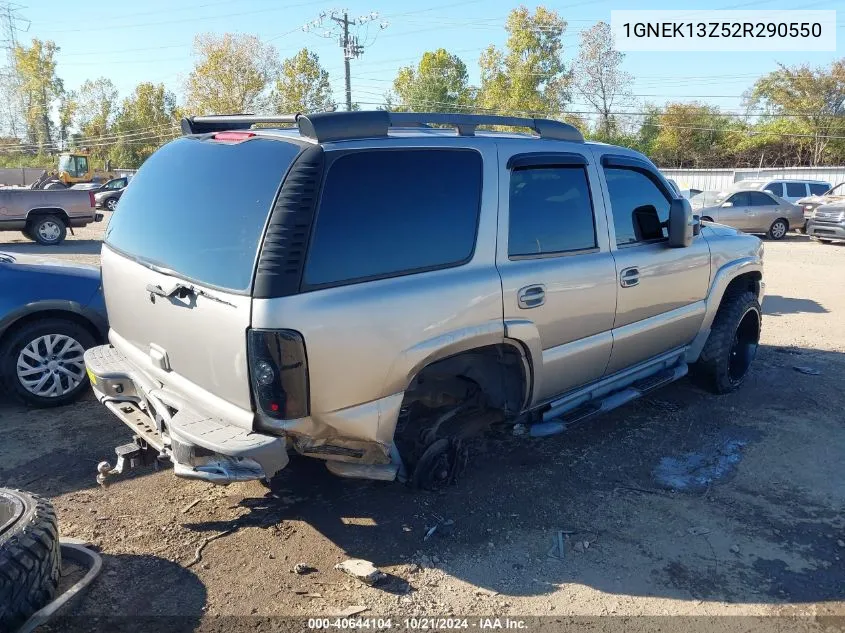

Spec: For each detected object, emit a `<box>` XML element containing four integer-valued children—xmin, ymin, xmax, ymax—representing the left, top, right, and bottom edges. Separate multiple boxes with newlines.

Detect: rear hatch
<box><xmin>101</xmin><ymin>134</ymin><xmax>301</xmax><ymax>417</ymax></box>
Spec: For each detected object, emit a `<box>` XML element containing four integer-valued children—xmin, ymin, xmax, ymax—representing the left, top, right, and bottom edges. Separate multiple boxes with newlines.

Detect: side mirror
<box><xmin>668</xmin><ymin>198</ymin><xmax>694</xmax><ymax>248</ymax></box>
<box><xmin>721</xmin><ymin>201</ymin><xmax>734</xmax><ymax>208</ymax></box>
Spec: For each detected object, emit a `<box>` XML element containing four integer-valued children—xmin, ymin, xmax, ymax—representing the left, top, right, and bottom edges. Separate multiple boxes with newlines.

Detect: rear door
<box><xmin>101</xmin><ymin>135</ymin><xmax>302</xmax><ymax>424</ymax></box>
<box><xmin>496</xmin><ymin>142</ymin><xmax>617</xmax><ymax>404</ymax></box>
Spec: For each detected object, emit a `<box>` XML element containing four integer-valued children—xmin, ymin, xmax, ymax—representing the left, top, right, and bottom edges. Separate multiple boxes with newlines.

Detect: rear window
<box><xmin>105</xmin><ymin>137</ymin><xmax>300</xmax><ymax>292</ymax></box>
<box><xmin>303</xmin><ymin>149</ymin><xmax>482</xmax><ymax>288</ymax></box>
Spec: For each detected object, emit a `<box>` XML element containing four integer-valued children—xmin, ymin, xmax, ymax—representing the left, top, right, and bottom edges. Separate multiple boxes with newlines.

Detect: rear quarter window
<box><xmin>303</xmin><ymin>149</ymin><xmax>482</xmax><ymax>288</ymax></box>
<box><xmin>104</xmin><ymin>137</ymin><xmax>301</xmax><ymax>292</ymax></box>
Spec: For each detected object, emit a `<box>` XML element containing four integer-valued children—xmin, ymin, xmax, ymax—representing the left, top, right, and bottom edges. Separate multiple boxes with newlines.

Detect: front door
<box><xmin>717</xmin><ymin>192</ymin><xmax>754</xmax><ymax>230</ymax></box>
<box><xmin>496</xmin><ymin>143</ymin><xmax>617</xmax><ymax>405</ymax></box>
<box><xmin>597</xmin><ymin>156</ymin><xmax>711</xmax><ymax>375</ymax></box>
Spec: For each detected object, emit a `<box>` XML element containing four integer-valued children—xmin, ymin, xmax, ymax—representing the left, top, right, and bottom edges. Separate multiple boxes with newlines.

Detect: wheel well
<box><xmin>701</xmin><ymin>216</ymin><xmax>714</xmax><ymax>222</ymax></box>
<box><xmin>723</xmin><ymin>271</ymin><xmax>762</xmax><ymax>302</ymax></box>
<box><xmin>26</xmin><ymin>208</ymin><xmax>69</xmax><ymax>226</ymax></box>
<box><xmin>0</xmin><ymin>309</ymin><xmax>103</xmax><ymax>349</ymax></box>
<box><xmin>403</xmin><ymin>344</ymin><xmax>528</xmax><ymax>419</ymax></box>
<box><xmin>774</xmin><ymin>217</ymin><xmax>789</xmax><ymax>228</ymax></box>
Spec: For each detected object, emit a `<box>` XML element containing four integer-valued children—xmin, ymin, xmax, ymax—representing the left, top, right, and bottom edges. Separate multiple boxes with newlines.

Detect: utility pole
<box><xmin>303</xmin><ymin>10</ymin><xmax>387</xmax><ymax>111</ymax></box>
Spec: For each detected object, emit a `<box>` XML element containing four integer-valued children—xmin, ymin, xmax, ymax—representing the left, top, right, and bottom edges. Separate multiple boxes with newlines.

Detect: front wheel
<box><xmin>1</xmin><ymin>319</ymin><xmax>96</xmax><ymax>407</ymax></box>
<box><xmin>691</xmin><ymin>290</ymin><xmax>761</xmax><ymax>394</ymax></box>
<box><xmin>767</xmin><ymin>219</ymin><xmax>788</xmax><ymax>240</ymax></box>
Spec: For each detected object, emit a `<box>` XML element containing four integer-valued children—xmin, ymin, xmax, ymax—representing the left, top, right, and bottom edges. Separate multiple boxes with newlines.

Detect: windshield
<box><xmin>105</xmin><ymin>137</ymin><xmax>301</xmax><ymax>292</ymax></box>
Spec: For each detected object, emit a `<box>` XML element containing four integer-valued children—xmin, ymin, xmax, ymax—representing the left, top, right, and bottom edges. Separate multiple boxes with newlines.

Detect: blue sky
<box><xmin>16</xmin><ymin>0</ymin><xmax>844</xmax><ymax>117</ymax></box>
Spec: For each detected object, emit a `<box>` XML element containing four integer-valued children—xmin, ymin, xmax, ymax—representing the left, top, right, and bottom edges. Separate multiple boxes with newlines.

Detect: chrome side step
<box><xmin>540</xmin><ymin>362</ymin><xmax>689</xmax><ymax>427</ymax></box>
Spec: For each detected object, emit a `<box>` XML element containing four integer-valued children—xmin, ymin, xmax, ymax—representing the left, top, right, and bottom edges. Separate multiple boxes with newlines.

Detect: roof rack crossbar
<box><xmin>180</xmin><ymin>111</ymin><xmax>584</xmax><ymax>143</ymax></box>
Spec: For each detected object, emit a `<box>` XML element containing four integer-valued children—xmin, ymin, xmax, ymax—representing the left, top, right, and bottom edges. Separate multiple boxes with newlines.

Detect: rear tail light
<box><xmin>89</xmin><ymin>191</ymin><xmax>95</xmax><ymax>208</ymax></box>
<box><xmin>248</xmin><ymin>329</ymin><xmax>309</xmax><ymax>419</ymax></box>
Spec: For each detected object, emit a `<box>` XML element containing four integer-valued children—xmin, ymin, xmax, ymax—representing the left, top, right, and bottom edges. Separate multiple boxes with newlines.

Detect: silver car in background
<box><xmin>698</xmin><ymin>189</ymin><xmax>803</xmax><ymax>240</ymax></box>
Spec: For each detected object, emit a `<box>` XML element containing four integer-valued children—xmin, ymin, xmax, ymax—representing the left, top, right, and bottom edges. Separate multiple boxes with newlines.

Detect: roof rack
<box><xmin>180</xmin><ymin>111</ymin><xmax>584</xmax><ymax>143</ymax></box>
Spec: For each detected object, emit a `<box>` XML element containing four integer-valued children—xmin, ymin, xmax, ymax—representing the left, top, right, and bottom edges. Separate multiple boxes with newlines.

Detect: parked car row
<box><xmin>685</xmin><ymin>178</ymin><xmax>844</xmax><ymax>244</ymax></box>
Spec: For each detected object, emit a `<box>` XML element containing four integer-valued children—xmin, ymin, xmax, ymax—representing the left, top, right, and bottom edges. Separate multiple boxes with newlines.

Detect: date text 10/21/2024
<box><xmin>307</xmin><ymin>618</ymin><xmax>528</xmax><ymax>630</ymax></box>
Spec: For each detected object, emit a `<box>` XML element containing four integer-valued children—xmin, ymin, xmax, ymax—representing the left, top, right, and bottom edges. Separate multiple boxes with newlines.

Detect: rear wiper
<box><xmin>146</xmin><ymin>282</ymin><xmax>236</xmax><ymax>308</ymax></box>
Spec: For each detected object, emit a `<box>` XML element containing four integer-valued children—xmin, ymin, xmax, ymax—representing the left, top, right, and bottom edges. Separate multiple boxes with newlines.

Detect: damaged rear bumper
<box><xmin>84</xmin><ymin>345</ymin><xmax>288</xmax><ymax>485</ymax></box>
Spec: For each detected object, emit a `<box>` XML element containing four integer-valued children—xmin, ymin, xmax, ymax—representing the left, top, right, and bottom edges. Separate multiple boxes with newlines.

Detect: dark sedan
<box><xmin>0</xmin><ymin>252</ymin><xmax>107</xmax><ymax>407</ymax></box>
<box><xmin>93</xmin><ymin>177</ymin><xmax>129</xmax><ymax>211</ymax></box>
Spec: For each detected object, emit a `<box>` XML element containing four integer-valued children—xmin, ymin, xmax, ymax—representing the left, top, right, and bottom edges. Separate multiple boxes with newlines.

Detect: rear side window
<box><xmin>749</xmin><ymin>192</ymin><xmax>775</xmax><ymax>206</ymax></box>
<box><xmin>603</xmin><ymin>167</ymin><xmax>670</xmax><ymax>245</ymax></box>
<box><xmin>785</xmin><ymin>182</ymin><xmax>806</xmax><ymax>198</ymax></box>
<box><xmin>105</xmin><ymin>137</ymin><xmax>300</xmax><ymax>292</ymax></box>
<box><xmin>303</xmin><ymin>149</ymin><xmax>482</xmax><ymax>288</ymax></box>
<box><xmin>508</xmin><ymin>167</ymin><xmax>596</xmax><ymax>256</ymax></box>
<box><xmin>764</xmin><ymin>182</ymin><xmax>784</xmax><ymax>197</ymax></box>
<box><xmin>809</xmin><ymin>183</ymin><xmax>830</xmax><ymax>195</ymax></box>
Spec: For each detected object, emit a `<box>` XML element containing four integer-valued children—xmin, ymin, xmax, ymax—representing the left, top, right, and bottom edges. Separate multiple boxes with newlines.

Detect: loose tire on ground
<box><xmin>0</xmin><ymin>318</ymin><xmax>96</xmax><ymax>408</ymax></box>
<box><xmin>28</xmin><ymin>215</ymin><xmax>67</xmax><ymax>246</ymax></box>
<box><xmin>0</xmin><ymin>489</ymin><xmax>61</xmax><ymax>632</ymax></box>
<box><xmin>691</xmin><ymin>290</ymin><xmax>761</xmax><ymax>394</ymax></box>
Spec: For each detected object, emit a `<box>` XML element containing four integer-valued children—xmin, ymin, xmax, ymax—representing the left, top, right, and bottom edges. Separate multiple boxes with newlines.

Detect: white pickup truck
<box><xmin>0</xmin><ymin>188</ymin><xmax>102</xmax><ymax>245</ymax></box>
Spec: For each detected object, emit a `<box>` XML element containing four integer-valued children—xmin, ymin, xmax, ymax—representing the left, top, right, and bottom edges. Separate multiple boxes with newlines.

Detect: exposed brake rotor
<box><xmin>411</xmin><ymin>438</ymin><xmax>468</xmax><ymax>491</ymax></box>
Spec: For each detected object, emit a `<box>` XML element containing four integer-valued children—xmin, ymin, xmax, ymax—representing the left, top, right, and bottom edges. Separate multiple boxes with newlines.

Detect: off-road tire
<box><xmin>766</xmin><ymin>219</ymin><xmax>788</xmax><ymax>240</ymax></box>
<box><xmin>29</xmin><ymin>215</ymin><xmax>67</xmax><ymax>246</ymax></box>
<box><xmin>0</xmin><ymin>489</ymin><xmax>61</xmax><ymax>632</ymax></box>
<box><xmin>691</xmin><ymin>290</ymin><xmax>761</xmax><ymax>394</ymax></box>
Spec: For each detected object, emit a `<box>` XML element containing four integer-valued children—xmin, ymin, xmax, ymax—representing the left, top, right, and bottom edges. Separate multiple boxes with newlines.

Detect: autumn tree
<box><xmin>272</xmin><ymin>48</ymin><xmax>334</xmax><ymax>114</ymax></box>
<box><xmin>746</xmin><ymin>59</ymin><xmax>845</xmax><ymax>166</ymax></box>
<box><xmin>648</xmin><ymin>103</ymin><xmax>734</xmax><ymax>168</ymax></box>
<box><xmin>391</xmin><ymin>48</ymin><xmax>474</xmax><ymax>113</ymax></box>
<box><xmin>477</xmin><ymin>6</ymin><xmax>571</xmax><ymax>117</ymax></box>
<box><xmin>109</xmin><ymin>82</ymin><xmax>179</xmax><ymax>168</ymax></box>
<box><xmin>574</xmin><ymin>21</ymin><xmax>632</xmax><ymax>136</ymax></box>
<box><xmin>72</xmin><ymin>77</ymin><xmax>119</xmax><ymax>161</ymax></box>
<box><xmin>13</xmin><ymin>39</ymin><xmax>64</xmax><ymax>150</ymax></box>
<box><xmin>185</xmin><ymin>33</ymin><xmax>280</xmax><ymax>115</ymax></box>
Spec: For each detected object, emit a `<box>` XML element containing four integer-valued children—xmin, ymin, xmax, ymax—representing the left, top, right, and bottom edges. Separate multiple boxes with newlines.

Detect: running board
<box><xmin>542</xmin><ymin>363</ymin><xmax>688</xmax><ymax>424</ymax></box>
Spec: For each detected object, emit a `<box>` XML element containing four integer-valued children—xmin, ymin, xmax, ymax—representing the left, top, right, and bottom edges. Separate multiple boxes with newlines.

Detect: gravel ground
<box><xmin>1</xmin><ymin>222</ymin><xmax>844</xmax><ymax>630</ymax></box>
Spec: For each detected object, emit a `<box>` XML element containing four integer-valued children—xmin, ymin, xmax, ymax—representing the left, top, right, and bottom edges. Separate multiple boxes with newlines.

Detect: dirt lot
<box><xmin>1</xmin><ymin>220</ymin><xmax>844</xmax><ymax>629</ymax></box>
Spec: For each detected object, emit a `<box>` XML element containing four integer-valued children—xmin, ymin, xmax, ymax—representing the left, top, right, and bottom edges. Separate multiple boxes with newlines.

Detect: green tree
<box><xmin>391</xmin><ymin>48</ymin><xmax>474</xmax><ymax>113</ymax></box>
<box><xmin>13</xmin><ymin>39</ymin><xmax>64</xmax><ymax>151</ymax></box>
<box><xmin>574</xmin><ymin>21</ymin><xmax>632</xmax><ymax>137</ymax></box>
<box><xmin>75</xmin><ymin>77</ymin><xmax>118</xmax><ymax>162</ymax></box>
<box><xmin>477</xmin><ymin>6</ymin><xmax>571</xmax><ymax>118</ymax></box>
<box><xmin>272</xmin><ymin>48</ymin><xmax>334</xmax><ymax>114</ymax></box>
<box><xmin>185</xmin><ymin>33</ymin><xmax>280</xmax><ymax>115</ymax></box>
<box><xmin>649</xmin><ymin>103</ymin><xmax>733</xmax><ymax>168</ymax></box>
<box><xmin>109</xmin><ymin>82</ymin><xmax>179</xmax><ymax>168</ymax></box>
<box><xmin>746</xmin><ymin>59</ymin><xmax>845</xmax><ymax>166</ymax></box>
<box><xmin>58</xmin><ymin>90</ymin><xmax>78</xmax><ymax>149</ymax></box>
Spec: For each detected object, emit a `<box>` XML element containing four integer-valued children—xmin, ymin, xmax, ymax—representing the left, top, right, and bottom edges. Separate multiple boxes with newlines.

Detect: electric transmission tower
<box><xmin>0</xmin><ymin>2</ymin><xmax>29</xmax><ymax>139</ymax></box>
<box><xmin>303</xmin><ymin>9</ymin><xmax>388</xmax><ymax>111</ymax></box>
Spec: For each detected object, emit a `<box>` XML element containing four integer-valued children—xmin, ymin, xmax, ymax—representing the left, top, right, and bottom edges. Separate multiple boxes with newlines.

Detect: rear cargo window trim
<box><xmin>298</xmin><ymin>147</ymin><xmax>485</xmax><ymax>293</ymax></box>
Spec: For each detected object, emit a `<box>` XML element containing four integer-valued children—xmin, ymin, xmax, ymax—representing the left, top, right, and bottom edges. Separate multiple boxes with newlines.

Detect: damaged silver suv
<box><xmin>85</xmin><ymin>111</ymin><xmax>765</xmax><ymax>490</ymax></box>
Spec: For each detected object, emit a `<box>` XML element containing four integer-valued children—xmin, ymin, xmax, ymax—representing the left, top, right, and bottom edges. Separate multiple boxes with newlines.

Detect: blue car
<box><xmin>0</xmin><ymin>252</ymin><xmax>107</xmax><ymax>407</ymax></box>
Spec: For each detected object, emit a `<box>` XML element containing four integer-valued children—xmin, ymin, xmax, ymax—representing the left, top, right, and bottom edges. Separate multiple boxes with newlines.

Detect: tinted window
<box><xmin>106</xmin><ymin>137</ymin><xmax>300</xmax><ymax>292</ymax></box>
<box><xmin>304</xmin><ymin>149</ymin><xmax>482</xmax><ymax>287</ymax></box>
<box><xmin>749</xmin><ymin>191</ymin><xmax>775</xmax><ymax>206</ymax></box>
<box><xmin>809</xmin><ymin>183</ymin><xmax>830</xmax><ymax>195</ymax></box>
<box><xmin>604</xmin><ymin>167</ymin><xmax>670</xmax><ymax>245</ymax></box>
<box><xmin>727</xmin><ymin>192</ymin><xmax>750</xmax><ymax>207</ymax></box>
<box><xmin>508</xmin><ymin>167</ymin><xmax>596</xmax><ymax>256</ymax></box>
<box><xmin>763</xmin><ymin>182</ymin><xmax>783</xmax><ymax>197</ymax></box>
<box><xmin>785</xmin><ymin>182</ymin><xmax>806</xmax><ymax>197</ymax></box>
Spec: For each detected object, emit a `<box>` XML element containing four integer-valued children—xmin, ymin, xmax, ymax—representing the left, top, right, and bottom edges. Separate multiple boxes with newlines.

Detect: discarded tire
<box><xmin>0</xmin><ymin>489</ymin><xmax>61</xmax><ymax>632</ymax></box>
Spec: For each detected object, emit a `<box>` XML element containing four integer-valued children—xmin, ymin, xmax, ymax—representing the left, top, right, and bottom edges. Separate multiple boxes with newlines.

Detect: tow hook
<box><xmin>96</xmin><ymin>441</ymin><xmax>161</xmax><ymax>487</ymax></box>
